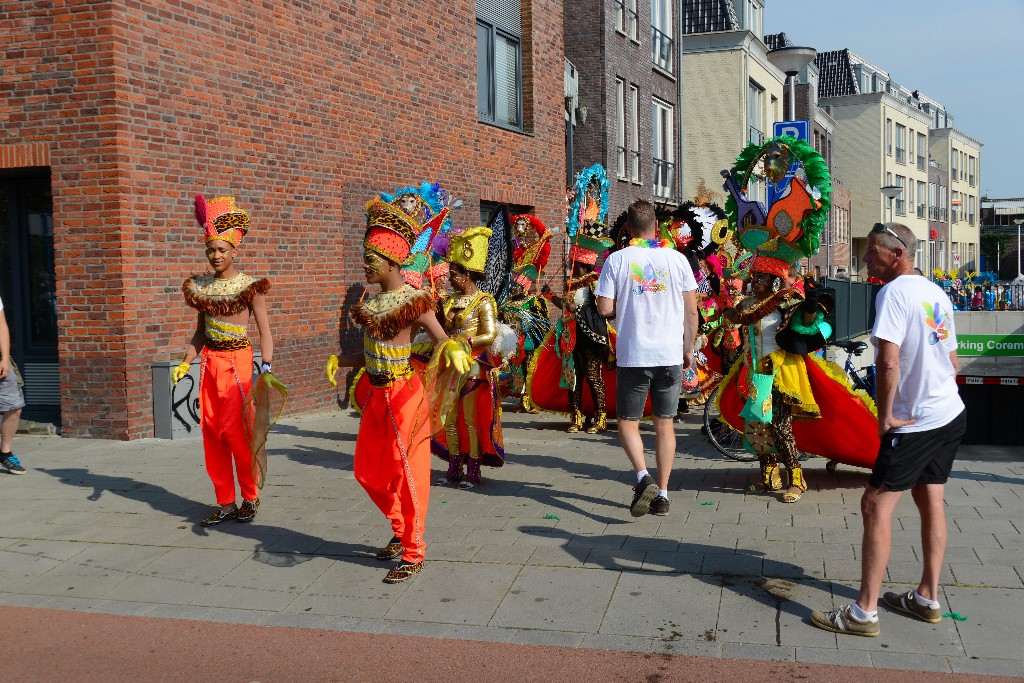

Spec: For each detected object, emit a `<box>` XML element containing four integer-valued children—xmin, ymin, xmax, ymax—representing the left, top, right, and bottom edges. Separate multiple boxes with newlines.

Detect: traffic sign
<box><xmin>773</xmin><ymin>120</ymin><xmax>809</xmax><ymax>142</ymax></box>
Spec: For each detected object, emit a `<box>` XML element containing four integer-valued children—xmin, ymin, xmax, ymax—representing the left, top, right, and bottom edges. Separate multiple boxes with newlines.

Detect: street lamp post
<box><xmin>881</xmin><ymin>185</ymin><xmax>902</xmax><ymax>224</ymax></box>
<box><xmin>766</xmin><ymin>46</ymin><xmax>818</xmax><ymax>121</ymax></box>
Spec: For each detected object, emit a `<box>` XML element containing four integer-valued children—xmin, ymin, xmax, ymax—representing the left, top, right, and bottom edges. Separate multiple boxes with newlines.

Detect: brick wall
<box><xmin>0</xmin><ymin>0</ymin><xmax>566</xmax><ymax>438</ymax></box>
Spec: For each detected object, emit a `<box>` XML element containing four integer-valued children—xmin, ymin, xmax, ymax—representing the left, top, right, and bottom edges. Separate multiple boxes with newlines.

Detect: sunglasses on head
<box><xmin>871</xmin><ymin>223</ymin><xmax>909</xmax><ymax>250</ymax></box>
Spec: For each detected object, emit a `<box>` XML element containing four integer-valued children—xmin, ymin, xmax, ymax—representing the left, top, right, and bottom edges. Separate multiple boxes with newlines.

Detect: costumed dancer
<box><xmin>534</xmin><ymin>166</ymin><xmax>616</xmax><ymax>433</ymax></box>
<box><xmin>174</xmin><ymin>195</ymin><xmax>275</xmax><ymax>526</ymax></box>
<box><xmin>716</xmin><ymin>136</ymin><xmax>879</xmax><ymax>502</ymax></box>
<box><xmin>326</xmin><ymin>198</ymin><xmax>470</xmax><ymax>583</ymax></box>
<box><xmin>503</xmin><ymin>213</ymin><xmax>554</xmax><ymax>413</ymax></box>
<box><xmin>433</xmin><ymin>207</ymin><xmax>519</xmax><ymax>488</ymax></box>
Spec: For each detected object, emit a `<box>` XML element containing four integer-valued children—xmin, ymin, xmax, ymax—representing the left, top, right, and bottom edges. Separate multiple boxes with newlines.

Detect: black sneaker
<box><xmin>649</xmin><ymin>495</ymin><xmax>670</xmax><ymax>516</ymax></box>
<box><xmin>630</xmin><ymin>474</ymin><xmax>658</xmax><ymax>517</ymax></box>
<box><xmin>1</xmin><ymin>454</ymin><xmax>26</xmax><ymax>475</ymax></box>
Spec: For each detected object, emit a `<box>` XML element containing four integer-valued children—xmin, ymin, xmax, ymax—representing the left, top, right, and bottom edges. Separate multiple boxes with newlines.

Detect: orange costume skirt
<box><xmin>353</xmin><ymin>374</ymin><xmax>431</xmax><ymax>564</ymax></box>
<box><xmin>200</xmin><ymin>347</ymin><xmax>258</xmax><ymax>505</ymax></box>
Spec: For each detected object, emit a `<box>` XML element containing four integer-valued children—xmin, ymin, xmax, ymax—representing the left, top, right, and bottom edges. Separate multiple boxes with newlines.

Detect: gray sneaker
<box><xmin>1</xmin><ymin>454</ymin><xmax>26</xmax><ymax>475</ymax></box>
<box><xmin>649</xmin><ymin>495</ymin><xmax>670</xmax><ymax>516</ymax></box>
<box><xmin>809</xmin><ymin>604</ymin><xmax>880</xmax><ymax>637</ymax></box>
<box><xmin>630</xmin><ymin>474</ymin><xmax>658</xmax><ymax>517</ymax></box>
<box><xmin>883</xmin><ymin>590</ymin><xmax>942</xmax><ymax>623</ymax></box>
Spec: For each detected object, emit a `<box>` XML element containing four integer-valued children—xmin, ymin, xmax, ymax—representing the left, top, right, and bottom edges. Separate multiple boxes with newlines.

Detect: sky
<box><xmin>764</xmin><ymin>0</ymin><xmax>1024</xmax><ymax>199</ymax></box>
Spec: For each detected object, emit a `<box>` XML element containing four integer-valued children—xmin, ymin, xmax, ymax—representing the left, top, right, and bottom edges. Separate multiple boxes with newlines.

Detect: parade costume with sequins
<box><xmin>182</xmin><ymin>209</ymin><xmax>270</xmax><ymax>508</ymax></box>
<box><xmin>351</xmin><ymin>282</ymin><xmax>437</xmax><ymax>565</ymax></box>
<box><xmin>714</xmin><ymin>137</ymin><xmax>879</xmax><ymax>498</ymax></box>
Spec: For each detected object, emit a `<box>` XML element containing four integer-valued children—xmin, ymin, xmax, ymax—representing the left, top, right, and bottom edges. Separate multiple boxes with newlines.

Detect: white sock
<box><xmin>850</xmin><ymin>603</ymin><xmax>878</xmax><ymax>622</ymax></box>
<box><xmin>659</xmin><ymin>489</ymin><xmax>669</xmax><ymax>499</ymax></box>
<box><xmin>637</xmin><ymin>469</ymin><xmax>650</xmax><ymax>484</ymax></box>
<box><xmin>913</xmin><ymin>590</ymin><xmax>940</xmax><ymax>608</ymax></box>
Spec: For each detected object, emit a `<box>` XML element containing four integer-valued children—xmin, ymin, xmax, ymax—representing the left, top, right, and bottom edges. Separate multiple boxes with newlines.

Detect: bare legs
<box><xmin>856</xmin><ymin>482</ymin><xmax>946</xmax><ymax>611</ymax></box>
<box><xmin>0</xmin><ymin>407</ymin><xmax>20</xmax><ymax>453</ymax></box>
<box><xmin>618</xmin><ymin>416</ymin><xmax>675</xmax><ymax>490</ymax></box>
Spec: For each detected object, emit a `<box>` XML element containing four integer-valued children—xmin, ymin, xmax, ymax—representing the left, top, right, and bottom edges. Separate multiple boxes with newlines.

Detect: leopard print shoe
<box><xmin>376</xmin><ymin>537</ymin><xmax>404</xmax><ymax>561</ymax></box>
<box><xmin>383</xmin><ymin>561</ymin><xmax>424</xmax><ymax>584</ymax></box>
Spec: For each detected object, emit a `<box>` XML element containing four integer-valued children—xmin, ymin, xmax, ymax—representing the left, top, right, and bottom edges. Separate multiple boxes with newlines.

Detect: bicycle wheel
<box><xmin>703</xmin><ymin>386</ymin><xmax>757</xmax><ymax>462</ymax></box>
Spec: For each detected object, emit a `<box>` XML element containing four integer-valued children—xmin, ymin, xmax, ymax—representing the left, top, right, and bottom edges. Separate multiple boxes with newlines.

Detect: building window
<box><xmin>614</xmin><ymin>0</ymin><xmax>639</xmax><ymax>40</ymax></box>
<box><xmin>917</xmin><ymin>181</ymin><xmax>926</xmax><ymax>219</ymax></box>
<box><xmin>917</xmin><ymin>132</ymin><xmax>926</xmax><ymax>170</ymax></box>
<box><xmin>951</xmin><ymin>191</ymin><xmax>959</xmax><ymax>224</ymax></box>
<box><xmin>951</xmin><ymin>148</ymin><xmax>958</xmax><ymax>181</ymax></box>
<box><xmin>895</xmin><ymin>175</ymin><xmax>905</xmax><ymax>215</ymax></box>
<box><xmin>928</xmin><ymin>182</ymin><xmax>938</xmax><ymax>220</ymax></box>
<box><xmin>651</xmin><ymin>0</ymin><xmax>673</xmax><ymax>73</ymax></box>
<box><xmin>895</xmin><ymin>123</ymin><xmax>905</xmax><ymax>164</ymax></box>
<box><xmin>629</xmin><ymin>84</ymin><xmax>641</xmax><ymax>182</ymax></box>
<box><xmin>938</xmin><ymin>240</ymin><xmax>945</xmax><ymax>269</ymax></box>
<box><xmin>885</xmin><ymin>118</ymin><xmax>892</xmax><ymax>156</ymax></box>
<box><xmin>615</xmin><ymin>79</ymin><xmax>627</xmax><ymax>179</ymax></box>
<box><xmin>652</xmin><ymin>98</ymin><xmax>674</xmax><ymax>199</ymax></box>
<box><xmin>732</xmin><ymin>0</ymin><xmax>762</xmax><ymax>38</ymax></box>
<box><xmin>968</xmin><ymin>155</ymin><xmax>976</xmax><ymax>186</ymax></box>
<box><xmin>939</xmin><ymin>185</ymin><xmax>947</xmax><ymax>222</ymax></box>
<box><xmin>477</xmin><ymin>0</ymin><xmax>522</xmax><ymax>130</ymax></box>
<box><xmin>748</xmin><ymin>81</ymin><xmax>763</xmax><ymax>146</ymax></box>
<box><xmin>968</xmin><ymin>195</ymin><xmax>975</xmax><ymax>225</ymax></box>
<box><xmin>967</xmin><ymin>243</ymin><xmax>976</xmax><ymax>271</ymax></box>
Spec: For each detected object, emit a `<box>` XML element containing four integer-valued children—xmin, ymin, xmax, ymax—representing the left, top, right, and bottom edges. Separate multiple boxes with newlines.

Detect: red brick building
<box><xmin>0</xmin><ymin>0</ymin><xmax>566</xmax><ymax>439</ymax></box>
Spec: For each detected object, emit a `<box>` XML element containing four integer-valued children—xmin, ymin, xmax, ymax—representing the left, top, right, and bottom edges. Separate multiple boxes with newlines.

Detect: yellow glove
<box><xmin>442</xmin><ymin>340</ymin><xmax>472</xmax><ymax>374</ymax></box>
<box><xmin>326</xmin><ymin>354</ymin><xmax>340</xmax><ymax>388</ymax></box>
<box><xmin>171</xmin><ymin>361</ymin><xmax>191</xmax><ymax>386</ymax></box>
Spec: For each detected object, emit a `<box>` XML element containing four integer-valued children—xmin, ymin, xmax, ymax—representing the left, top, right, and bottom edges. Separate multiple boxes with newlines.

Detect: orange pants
<box><xmin>200</xmin><ymin>347</ymin><xmax>257</xmax><ymax>506</ymax></box>
<box><xmin>354</xmin><ymin>375</ymin><xmax>430</xmax><ymax>564</ymax></box>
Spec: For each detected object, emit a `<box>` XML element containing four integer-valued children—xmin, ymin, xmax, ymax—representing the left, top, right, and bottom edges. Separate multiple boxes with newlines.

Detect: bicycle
<box><xmin>702</xmin><ymin>383</ymin><xmax>757</xmax><ymax>462</ymax></box>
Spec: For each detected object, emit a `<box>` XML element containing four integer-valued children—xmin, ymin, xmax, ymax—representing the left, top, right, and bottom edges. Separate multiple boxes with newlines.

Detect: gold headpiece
<box><xmin>445</xmin><ymin>226</ymin><xmax>492</xmax><ymax>273</ymax></box>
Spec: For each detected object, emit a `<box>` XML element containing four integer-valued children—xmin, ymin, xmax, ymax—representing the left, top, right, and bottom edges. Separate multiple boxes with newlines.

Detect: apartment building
<box><xmin>817</xmin><ymin>50</ymin><xmax>940</xmax><ymax>277</ymax></box>
<box><xmin>929</xmin><ymin>129</ymin><xmax>983</xmax><ymax>272</ymax></box>
<box><xmin>565</xmin><ymin>0</ymin><xmax>681</xmax><ymax>209</ymax></box>
<box><xmin>681</xmin><ymin>0</ymin><xmax>785</xmax><ymax>202</ymax></box>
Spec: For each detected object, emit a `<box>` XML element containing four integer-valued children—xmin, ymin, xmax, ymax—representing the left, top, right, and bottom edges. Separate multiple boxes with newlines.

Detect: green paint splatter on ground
<box><xmin>543</xmin><ymin>514</ymin><xmax>560</xmax><ymax>520</ymax></box>
<box><xmin>943</xmin><ymin>611</ymin><xmax>967</xmax><ymax>621</ymax></box>
<box><xmin>698</xmin><ymin>501</ymin><xmax>716</xmax><ymax>506</ymax></box>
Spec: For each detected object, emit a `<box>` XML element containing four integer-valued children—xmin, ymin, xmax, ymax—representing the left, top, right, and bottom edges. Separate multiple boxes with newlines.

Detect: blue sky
<box><xmin>764</xmin><ymin>0</ymin><xmax>1023</xmax><ymax>199</ymax></box>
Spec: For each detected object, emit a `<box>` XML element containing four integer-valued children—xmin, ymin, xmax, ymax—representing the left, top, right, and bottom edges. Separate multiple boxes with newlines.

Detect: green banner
<box><xmin>957</xmin><ymin>334</ymin><xmax>1024</xmax><ymax>357</ymax></box>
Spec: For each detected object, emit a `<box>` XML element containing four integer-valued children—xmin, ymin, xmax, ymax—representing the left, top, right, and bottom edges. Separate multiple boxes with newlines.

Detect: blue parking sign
<box><xmin>773</xmin><ymin>120</ymin><xmax>809</xmax><ymax>142</ymax></box>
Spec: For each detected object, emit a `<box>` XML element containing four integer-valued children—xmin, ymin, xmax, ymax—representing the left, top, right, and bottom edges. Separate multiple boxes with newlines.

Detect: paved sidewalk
<box><xmin>1</xmin><ymin>407</ymin><xmax>1022</xmax><ymax>678</ymax></box>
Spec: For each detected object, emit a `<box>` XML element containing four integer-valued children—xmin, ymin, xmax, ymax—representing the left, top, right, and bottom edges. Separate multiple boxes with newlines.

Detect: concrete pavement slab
<box><xmin>600</xmin><ymin>572</ymin><xmax>721</xmax><ymax>639</ymax></box>
<box><xmin>489</xmin><ymin>565</ymin><xmax>618</xmax><ymax>632</ymax></box>
<box><xmin>386</xmin><ymin>560</ymin><xmax>519</xmax><ymax>625</ymax></box>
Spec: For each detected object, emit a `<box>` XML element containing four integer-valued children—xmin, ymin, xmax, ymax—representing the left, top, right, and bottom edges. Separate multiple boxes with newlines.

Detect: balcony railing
<box><xmin>895</xmin><ymin>199</ymin><xmax>906</xmax><ymax>215</ymax></box>
<box><xmin>917</xmin><ymin>154</ymin><xmax>926</xmax><ymax>170</ymax></box>
<box><xmin>895</xmin><ymin>148</ymin><xmax>906</xmax><ymax>164</ymax></box>
<box><xmin>749</xmin><ymin>126</ymin><xmax>763</xmax><ymax>145</ymax></box>
<box><xmin>651</xmin><ymin>26</ymin><xmax>673</xmax><ymax>73</ymax></box>
<box><xmin>613</xmin><ymin>0</ymin><xmax>638</xmax><ymax>39</ymax></box>
<box><xmin>653</xmin><ymin>158</ymin><xmax>675</xmax><ymax>199</ymax></box>
<box><xmin>616</xmin><ymin>145</ymin><xmax>627</xmax><ymax>179</ymax></box>
<box><xmin>928</xmin><ymin>206</ymin><xmax>939</xmax><ymax>221</ymax></box>
<box><xmin>951</xmin><ymin>210</ymin><xmax>958</xmax><ymax>224</ymax></box>
<box><xmin>940</xmin><ymin>208</ymin><xmax>948</xmax><ymax>222</ymax></box>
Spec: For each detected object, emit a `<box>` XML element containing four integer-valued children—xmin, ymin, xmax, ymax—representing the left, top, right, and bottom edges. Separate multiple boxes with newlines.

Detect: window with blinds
<box><xmin>477</xmin><ymin>0</ymin><xmax>522</xmax><ymax>130</ymax></box>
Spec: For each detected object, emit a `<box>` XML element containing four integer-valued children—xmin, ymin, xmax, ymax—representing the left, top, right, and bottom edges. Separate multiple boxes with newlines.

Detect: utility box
<box><xmin>152</xmin><ymin>355</ymin><xmax>261</xmax><ymax>439</ymax></box>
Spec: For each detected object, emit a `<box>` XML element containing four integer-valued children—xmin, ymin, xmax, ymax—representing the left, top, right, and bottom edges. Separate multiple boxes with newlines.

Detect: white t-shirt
<box><xmin>595</xmin><ymin>245</ymin><xmax>698</xmax><ymax>367</ymax></box>
<box><xmin>871</xmin><ymin>274</ymin><xmax>964</xmax><ymax>433</ymax></box>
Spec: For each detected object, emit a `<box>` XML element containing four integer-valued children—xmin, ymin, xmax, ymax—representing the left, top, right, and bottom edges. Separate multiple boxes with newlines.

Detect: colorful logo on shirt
<box><xmin>922</xmin><ymin>300</ymin><xmax>950</xmax><ymax>345</ymax></box>
<box><xmin>629</xmin><ymin>262</ymin><xmax>668</xmax><ymax>295</ymax></box>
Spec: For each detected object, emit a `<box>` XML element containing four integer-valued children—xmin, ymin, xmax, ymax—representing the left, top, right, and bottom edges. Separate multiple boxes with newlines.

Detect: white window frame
<box><xmin>629</xmin><ymin>84</ymin><xmax>641</xmax><ymax>183</ymax></box>
<box><xmin>615</xmin><ymin>78</ymin><xmax>626</xmax><ymax>178</ymax></box>
<box><xmin>652</xmin><ymin>97</ymin><xmax>674</xmax><ymax>198</ymax></box>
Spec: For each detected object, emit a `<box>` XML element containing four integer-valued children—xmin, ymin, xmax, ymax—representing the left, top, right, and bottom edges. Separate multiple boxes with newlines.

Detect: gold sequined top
<box><xmin>362</xmin><ymin>336</ymin><xmax>413</xmax><ymax>386</ymax></box>
<box><xmin>441</xmin><ymin>292</ymin><xmax>497</xmax><ymax>352</ymax></box>
<box><xmin>204</xmin><ymin>315</ymin><xmax>248</xmax><ymax>343</ymax></box>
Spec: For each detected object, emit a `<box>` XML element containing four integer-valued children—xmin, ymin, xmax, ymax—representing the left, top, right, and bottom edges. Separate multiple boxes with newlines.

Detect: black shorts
<box><xmin>868</xmin><ymin>410</ymin><xmax>966</xmax><ymax>491</ymax></box>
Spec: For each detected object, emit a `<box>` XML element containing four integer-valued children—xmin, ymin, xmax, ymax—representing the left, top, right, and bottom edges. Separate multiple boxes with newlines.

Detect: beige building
<box><xmin>681</xmin><ymin>14</ymin><xmax>785</xmax><ymax>201</ymax></box>
<box><xmin>929</xmin><ymin>128</ymin><xmax>983</xmax><ymax>272</ymax></box>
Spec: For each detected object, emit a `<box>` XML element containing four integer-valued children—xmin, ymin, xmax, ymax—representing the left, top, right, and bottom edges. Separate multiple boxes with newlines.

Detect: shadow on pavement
<box><xmin>35</xmin><ymin>467</ymin><xmax>368</xmax><ymax>568</ymax></box>
<box><xmin>515</xmin><ymin>524</ymin><xmax>831</xmax><ymax>623</ymax></box>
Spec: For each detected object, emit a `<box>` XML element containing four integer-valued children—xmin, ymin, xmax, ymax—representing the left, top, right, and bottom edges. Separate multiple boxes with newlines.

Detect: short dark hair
<box><xmin>626</xmin><ymin>199</ymin><xmax>658</xmax><ymax>237</ymax></box>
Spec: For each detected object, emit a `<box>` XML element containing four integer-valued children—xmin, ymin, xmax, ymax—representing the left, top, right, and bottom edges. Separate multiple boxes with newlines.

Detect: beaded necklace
<box><xmin>628</xmin><ymin>237</ymin><xmax>673</xmax><ymax>249</ymax></box>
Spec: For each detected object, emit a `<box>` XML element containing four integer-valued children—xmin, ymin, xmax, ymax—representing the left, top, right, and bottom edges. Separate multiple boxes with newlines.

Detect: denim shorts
<box><xmin>0</xmin><ymin>364</ymin><xmax>25</xmax><ymax>413</ymax></box>
<box><xmin>616</xmin><ymin>365</ymin><xmax>683</xmax><ymax>420</ymax></box>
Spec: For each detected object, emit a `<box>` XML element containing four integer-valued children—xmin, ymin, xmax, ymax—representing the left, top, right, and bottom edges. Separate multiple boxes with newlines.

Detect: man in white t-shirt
<box><xmin>812</xmin><ymin>222</ymin><xmax>965</xmax><ymax>637</ymax></box>
<box><xmin>0</xmin><ymin>296</ymin><xmax>27</xmax><ymax>474</ymax></box>
<box><xmin>596</xmin><ymin>200</ymin><xmax>698</xmax><ymax>517</ymax></box>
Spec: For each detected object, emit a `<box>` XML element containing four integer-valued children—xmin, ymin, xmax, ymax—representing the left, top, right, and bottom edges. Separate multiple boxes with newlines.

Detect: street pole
<box><xmin>1015</xmin><ymin>219</ymin><xmax>1024</xmax><ymax>279</ymax></box>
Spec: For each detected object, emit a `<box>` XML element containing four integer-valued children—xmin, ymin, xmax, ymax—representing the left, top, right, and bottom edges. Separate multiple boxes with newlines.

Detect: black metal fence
<box><xmin>823</xmin><ymin>278</ymin><xmax>881</xmax><ymax>341</ymax></box>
